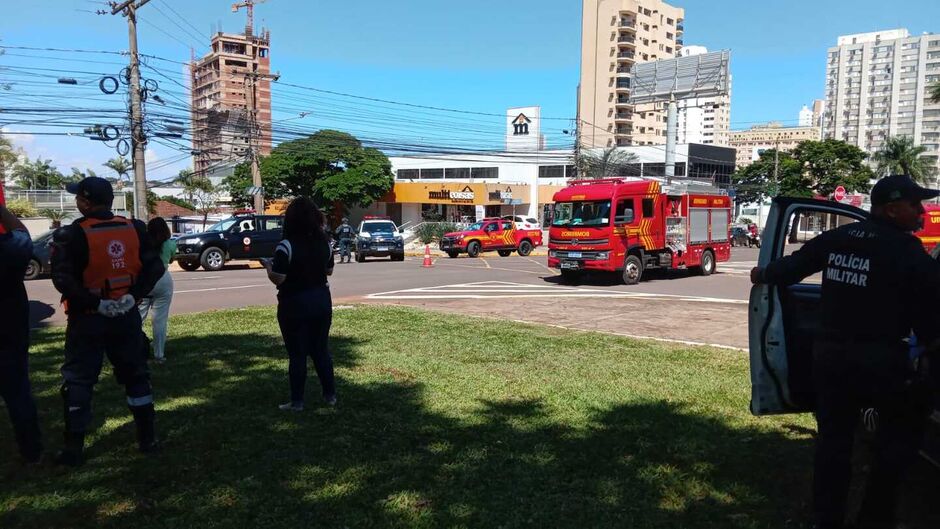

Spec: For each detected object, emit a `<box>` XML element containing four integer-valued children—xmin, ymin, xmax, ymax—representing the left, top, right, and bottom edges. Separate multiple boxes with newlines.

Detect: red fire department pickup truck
<box><xmin>439</xmin><ymin>218</ymin><xmax>543</xmax><ymax>258</ymax></box>
<box><xmin>916</xmin><ymin>203</ymin><xmax>940</xmax><ymax>258</ymax></box>
<box><xmin>548</xmin><ymin>178</ymin><xmax>732</xmax><ymax>284</ymax></box>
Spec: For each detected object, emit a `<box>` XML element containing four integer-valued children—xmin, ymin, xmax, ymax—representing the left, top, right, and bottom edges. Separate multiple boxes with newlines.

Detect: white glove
<box><xmin>111</xmin><ymin>294</ymin><xmax>136</xmax><ymax>316</ymax></box>
<box><xmin>97</xmin><ymin>299</ymin><xmax>118</xmax><ymax>317</ymax></box>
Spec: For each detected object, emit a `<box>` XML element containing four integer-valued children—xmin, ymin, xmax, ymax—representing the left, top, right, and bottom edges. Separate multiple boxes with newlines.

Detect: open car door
<box><xmin>748</xmin><ymin>197</ymin><xmax>868</xmax><ymax>416</ymax></box>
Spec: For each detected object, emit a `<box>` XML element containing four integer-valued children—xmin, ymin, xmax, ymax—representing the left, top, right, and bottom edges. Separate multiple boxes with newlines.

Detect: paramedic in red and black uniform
<box><xmin>50</xmin><ymin>177</ymin><xmax>164</xmax><ymax>466</ymax></box>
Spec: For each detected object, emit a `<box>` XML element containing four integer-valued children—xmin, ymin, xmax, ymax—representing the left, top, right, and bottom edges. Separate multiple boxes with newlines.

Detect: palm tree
<box><xmin>871</xmin><ymin>136</ymin><xmax>936</xmax><ymax>184</ymax></box>
<box><xmin>103</xmin><ymin>157</ymin><xmax>131</xmax><ymax>188</ymax></box>
<box><xmin>0</xmin><ymin>133</ymin><xmax>20</xmax><ymax>181</ymax></box>
<box><xmin>173</xmin><ymin>169</ymin><xmax>210</xmax><ymax>207</ymax></box>
<box><xmin>575</xmin><ymin>147</ymin><xmax>640</xmax><ymax>179</ymax></box>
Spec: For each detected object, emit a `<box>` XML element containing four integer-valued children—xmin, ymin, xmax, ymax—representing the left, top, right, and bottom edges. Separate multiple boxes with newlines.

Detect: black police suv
<box><xmin>174</xmin><ymin>213</ymin><xmax>283</xmax><ymax>271</ymax></box>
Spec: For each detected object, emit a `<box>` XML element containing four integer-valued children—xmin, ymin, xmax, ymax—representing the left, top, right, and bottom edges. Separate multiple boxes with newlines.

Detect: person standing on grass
<box><xmin>751</xmin><ymin>175</ymin><xmax>940</xmax><ymax>529</ymax></box>
<box><xmin>262</xmin><ymin>197</ymin><xmax>336</xmax><ymax>411</ymax></box>
<box><xmin>139</xmin><ymin>217</ymin><xmax>176</xmax><ymax>364</ymax></box>
<box><xmin>51</xmin><ymin>176</ymin><xmax>164</xmax><ymax>466</ymax></box>
<box><xmin>0</xmin><ymin>205</ymin><xmax>43</xmax><ymax>464</ymax></box>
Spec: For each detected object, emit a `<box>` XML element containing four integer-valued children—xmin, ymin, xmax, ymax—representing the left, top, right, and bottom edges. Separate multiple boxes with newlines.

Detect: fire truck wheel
<box><xmin>446</xmin><ymin>251</ymin><xmax>459</xmax><ymax>259</ymax></box>
<box><xmin>622</xmin><ymin>255</ymin><xmax>643</xmax><ymax>285</ymax></box>
<box><xmin>697</xmin><ymin>250</ymin><xmax>716</xmax><ymax>276</ymax></box>
<box><xmin>517</xmin><ymin>240</ymin><xmax>533</xmax><ymax>256</ymax></box>
<box><xmin>497</xmin><ymin>250</ymin><xmax>513</xmax><ymax>257</ymax></box>
<box><xmin>467</xmin><ymin>241</ymin><xmax>482</xmax><ymax>258</ymax></box>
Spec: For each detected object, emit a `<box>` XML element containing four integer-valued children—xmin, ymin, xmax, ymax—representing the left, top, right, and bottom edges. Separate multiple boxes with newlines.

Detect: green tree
<box><xmin>789</xmin><ymin>139</ymin><xmax>873</xmax><ymax>197</ymax></box>
<box><xmin>125</xmin><ymin>190</ymin><xmax>158</xmax><ymax>217</ymax></box>
<box><xmin>575</xmin><ymin>147</ymin><xmax>640</xmax><ymax>179</ymax></box>
<box><xmin>39</xmin><ymin>208</ymin><xmax>69</xmax><ymax>229</ymax></box>
<box><xmin>871</xmin><ymin>135</ymin><xmax>936</xmax><ymax>184</ymax></box>
<box><xmin>103</xmin><ymin>157</ymin><xmax>131</xmax><ymax>187</ymax></box>
<box><xmin>0</xmin><ymin>133</ymin><xmax>20</xmax><ymax>180</ymax></box>
<box><xmin>12</xmin><ymin>157</ymin><xmax>67</xmax><ymax>189</ymax></box>
<box><xmin>224</xmin><ymin>130</ymin><xmax>394</xmax><ymax>213</ymax></box>
<box><xmin>173</xmin><ymin>169</ymin><xmax>212</xmax><ymax>206</ymax></box>
<box><xmin>731</xmin><ymin>149</ymin><xmax>802</xmax><ymax>204</ymax></box>
<box><xmin>69</xmin><ymin>167</ymin><xmax>98</xmax><ymax>182</ymax></box>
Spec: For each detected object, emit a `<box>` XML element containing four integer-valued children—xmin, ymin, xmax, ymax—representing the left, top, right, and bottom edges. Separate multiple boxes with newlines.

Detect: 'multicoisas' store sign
<box><xmin>384</xmin><ymin>182</ymin><xmax>529</xmax><ymax>206</ymax></box>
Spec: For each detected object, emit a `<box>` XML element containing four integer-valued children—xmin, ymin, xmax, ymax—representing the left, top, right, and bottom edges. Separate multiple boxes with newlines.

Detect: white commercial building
<box><xmin>351</xmin><ymin>107</ymin><xmax>737</xmax><ymax>228</ymax></box>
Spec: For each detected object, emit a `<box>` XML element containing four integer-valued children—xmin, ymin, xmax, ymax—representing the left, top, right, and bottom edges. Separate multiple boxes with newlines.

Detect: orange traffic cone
<box><xmin>422</xmin><ymin>244</ymin><xmax>433</xmax><ymax>268</ymax></box>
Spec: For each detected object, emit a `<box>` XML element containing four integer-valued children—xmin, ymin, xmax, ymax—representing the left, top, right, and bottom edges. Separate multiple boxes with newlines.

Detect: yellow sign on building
<box><xmin>384</xmin><ymin>182</ymin><xmax>529</xmax><ymax>206</ymax></box>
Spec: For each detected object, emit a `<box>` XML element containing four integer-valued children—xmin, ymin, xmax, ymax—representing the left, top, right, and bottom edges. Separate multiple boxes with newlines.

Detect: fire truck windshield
<box><xmin>552</xmin><ymin>201</ymin><xmax>612</xmax><ymax>227</ymax></box>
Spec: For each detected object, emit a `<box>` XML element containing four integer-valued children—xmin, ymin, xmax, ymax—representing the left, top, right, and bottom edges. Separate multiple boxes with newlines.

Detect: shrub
<box><xmin>415</xmin><ymin>222</ymin><xmax>461</xmax><ymax>244</ymax></box>
<box><xmin>6</xmin><ymin>198</ymin><xmax>37</xmax><ymax>218</ymax></box>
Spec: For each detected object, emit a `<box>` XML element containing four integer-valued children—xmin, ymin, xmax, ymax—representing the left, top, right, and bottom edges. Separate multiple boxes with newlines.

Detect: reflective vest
<box><xmin>79</xmin><ymin>216</ymin><xmax>142</xmax><ymax>300</ymax></box>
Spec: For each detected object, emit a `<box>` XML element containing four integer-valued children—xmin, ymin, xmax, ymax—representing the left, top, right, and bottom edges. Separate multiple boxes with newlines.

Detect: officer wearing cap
<box><xmin>50</xmin><ymin>177</ymin><xmax>164</xmax><ymax>466</ymax></box>
<box><xmin>335</xmin><ymin>217</ymin><xmax>355</xmax><ymax>263</ymax></box>
<box><xmin>751</xmin><ymin>175</ymin><xmax>940</xmax><ymax>529</ymax></box>
<box><xmin>0</xmin><ymin>204</ymin><xmax>42</xmax><ymax>464</ymax></box>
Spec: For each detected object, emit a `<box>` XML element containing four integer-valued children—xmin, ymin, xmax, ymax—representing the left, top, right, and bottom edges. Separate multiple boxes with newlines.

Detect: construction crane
<box><xmin>231</xmin><ymin>0</ymin><xmax>267</xmax><ymax>36</ymax></box>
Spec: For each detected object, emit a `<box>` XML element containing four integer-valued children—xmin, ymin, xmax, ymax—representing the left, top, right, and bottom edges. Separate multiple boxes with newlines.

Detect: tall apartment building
<box><xmin>728</xmin><ymin>122</ymin><xmax>821</xmax><ymax>167</ymax></box>
<box><xmin>822</xmin><ymin>29</ymin><xmax>940</xmax><ymax>171</ymax></box>
<box><xmin>675</xmin><ymin>46</ymin><xmax>731</xmax><ymax>146</ymax></box>
<box><xmin>579</xmin><ymin>0</ymin><xmax>685</xmax><ymax>149</ymax></box>
<box><xmin>190</xmin><ymin>29</ymin><xmax>272</xmax><ymax>176</ymax></box>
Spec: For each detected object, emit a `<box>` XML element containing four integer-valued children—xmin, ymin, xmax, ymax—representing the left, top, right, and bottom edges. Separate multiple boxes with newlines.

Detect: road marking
<box><xmin>523</xmin><ymin>256</ymin><xmax>560</xmax><ymax>275</ymax></box>
<box><xmin>368</xmin><ymin>281</ymin><xmax>746</xmax><ymax>304</ymax></box>
<box><xmin>171</xmin><ymin>275</ymin><xmax>223</xmax><ymax>281</ymax></box>
<box><xmin>433</xmin><ymin>261</ymin><xmax>547</xmax><ymax>276</ymax></box>
<box><xmin>174</xmin><ymin>284</ymin><xmax>268</xmax><ymax>294</ymax></box>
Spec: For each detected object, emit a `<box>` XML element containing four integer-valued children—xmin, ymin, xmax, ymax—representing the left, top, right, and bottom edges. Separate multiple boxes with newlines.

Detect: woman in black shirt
<box><xmin>262</xmin><ymin>197</ymin><xmax>336</xmax><ymax>410</ymax></box>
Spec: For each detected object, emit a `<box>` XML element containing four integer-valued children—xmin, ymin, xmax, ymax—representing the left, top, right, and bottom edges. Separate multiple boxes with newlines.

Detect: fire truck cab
<box><xmin>915</xmin><ymin>203</ymin><xmax>940</xmax><ymax>258</ymax></box>
<box><xmin>548</xmin><ymin>178</ymin><xmax>732</xmax><ymax>284</ymax></box>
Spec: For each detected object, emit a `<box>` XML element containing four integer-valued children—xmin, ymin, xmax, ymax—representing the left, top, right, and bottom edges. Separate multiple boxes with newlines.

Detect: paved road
<box><xmin>27</xmin><ymin>247</ymin><xmax>759</xmax><ymax>348</ymax></box>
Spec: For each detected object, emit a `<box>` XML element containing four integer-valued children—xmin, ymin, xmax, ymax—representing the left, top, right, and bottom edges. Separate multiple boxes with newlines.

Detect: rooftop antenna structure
<box><xmin>231</xmin><ymin>0</ymin><xmax>268</xmax><ymax>37</ymax></box>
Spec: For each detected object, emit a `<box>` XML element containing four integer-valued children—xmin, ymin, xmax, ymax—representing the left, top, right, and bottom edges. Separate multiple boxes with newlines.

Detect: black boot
<box><xmin>131</xmin><ymin>404</ymin><xmax>159</xmax><ymax>453</ymax></box>
<box><xmin>54</xmin><ymin>431</ymin><xmax>85</xmax><ymax>467</ymax></box>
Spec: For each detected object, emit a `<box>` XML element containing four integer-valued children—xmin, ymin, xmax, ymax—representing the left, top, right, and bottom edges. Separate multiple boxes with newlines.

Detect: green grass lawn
<box><xmin>1</xmin><ymin>306</ymin><xmax>820</xmax><ymax>528</ymax></box>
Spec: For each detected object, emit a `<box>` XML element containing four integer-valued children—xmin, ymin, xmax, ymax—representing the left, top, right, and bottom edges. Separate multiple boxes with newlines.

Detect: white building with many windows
<box><xmin>822</xmin><ymin>29</ymin><xmax>940</xmax><ymax>170</ymax></box>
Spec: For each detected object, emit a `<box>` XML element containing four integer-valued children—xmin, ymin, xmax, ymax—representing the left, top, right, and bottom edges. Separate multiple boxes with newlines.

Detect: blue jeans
<box><xmin>277</xmin><ymin>286</ymin><xmax>334</xmax><ymax>404</ymax></box>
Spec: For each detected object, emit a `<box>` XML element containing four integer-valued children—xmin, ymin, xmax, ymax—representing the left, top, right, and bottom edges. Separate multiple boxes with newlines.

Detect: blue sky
<box><xmin>2</xmin><ymin>0</ymin><xmax>940</xmax><ymax>182</ymax></box>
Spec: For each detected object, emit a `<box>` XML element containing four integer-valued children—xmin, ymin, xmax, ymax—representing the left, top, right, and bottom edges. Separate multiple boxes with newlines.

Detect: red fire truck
<box><xmin>440</xmin><ymin>218</ymin><xmax>542</xmax><ymax>258</ymax></box>
<box><xmin>548</xmin><ymin>178</ymin><xmax>732</xmax><ymax>284</ymax></box>
<box><xmin>916</xmin><ymin>203</ymin><xmax>940</xmax><ymax>257</ymax></box>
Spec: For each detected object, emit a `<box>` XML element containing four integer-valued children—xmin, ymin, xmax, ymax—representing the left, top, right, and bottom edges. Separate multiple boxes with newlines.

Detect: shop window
<box><xmin>420</xmin><ymin>168</ymin><xmax>443</xmax><ymax>179</ymax></box>
<box><xmin>538</xmin><ymin>165</ymin><xmax>565</xmax><ymax>178</ymax></box>
<box><xmin>445</xmin><ymin>167</ymin><xmax>470</xmax><ymax>179</ymax></box>
<box><xmin>397</xmin><ymin>169</ymin><xmax>418</xmax><ymax>180</ymax></box>
<box><xmin>471</xmin><ymin>167</ymin><xmax>499</xmax><ymax>179</ymax></box>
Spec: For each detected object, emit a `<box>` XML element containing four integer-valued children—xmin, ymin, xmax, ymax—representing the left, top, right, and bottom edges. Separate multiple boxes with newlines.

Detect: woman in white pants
<box><xmin>139</xmin><ymin>217</ymin><xmax>176</xmax><ymax>363</ymax></box>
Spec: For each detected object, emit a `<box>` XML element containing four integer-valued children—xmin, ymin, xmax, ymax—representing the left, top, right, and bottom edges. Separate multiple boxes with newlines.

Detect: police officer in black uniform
<box><xmin>335</xmin><ymin>217</ymin><xmax>355</xmax><ymax>263</ymax></box>
<box><xmin>51</xmin><ymin>177</ymin><xmax>164</xmax><ymax>466</ymax></box>
<box><xmin>0</xmin><ymin>205</ymin><xmax>42</xmax><ymax>464</ymax></box>
<box><xmin>751</xmin><ymin>175</ymin><xmax>940</xmax><ymax>529</ymax></box>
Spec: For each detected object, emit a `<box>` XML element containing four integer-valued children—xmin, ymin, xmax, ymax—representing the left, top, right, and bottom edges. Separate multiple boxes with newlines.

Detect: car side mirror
<box><xmin>614</xmin><ymin>211</ymin><xmax>635</xmax><ymax>224</ymax></box>
<box><xmin>399</xmin><ymin>227</ymin><xmax>405</xmax><ymax>233</ymax></box>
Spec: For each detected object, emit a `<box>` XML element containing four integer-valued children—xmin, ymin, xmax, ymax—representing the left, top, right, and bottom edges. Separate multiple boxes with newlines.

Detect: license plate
<box><xmin>376</xmin><ymin>246</ymin><xmax>389</xmax><ymax>252</ymax></box>
<box><xmin>567</xmin><ymin>251</ymin><xmax>582</xmax><ymax>258</ymax></box>
<box><xmin>561</xmin><ymin>261</ymin><xmax>580</xmax><ymax>270</ymax></box>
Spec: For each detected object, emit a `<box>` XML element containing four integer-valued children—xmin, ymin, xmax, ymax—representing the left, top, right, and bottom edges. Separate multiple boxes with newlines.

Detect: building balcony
<box><xmin>617</xmin><ymin>51</ymin><xmax>636</xmax><ymax>60</ymax></box>
<box><xmin>676</xmin><ymin>39</ymin><xmax>683</xmax><ymax>45</ymax></box>
<box><xmin>619</xmin><ymin>19</ymin><xmax>636</xmax><ymax>29</ymax></box>
<box><xmin>616</xmin><ymin>97</ymin><xmax>632</xmax><ymax>105</ymax></box>
<box><xmin>677</xmin><ymin>23</ymin><xmax>684</xmax><ymax>31</ymax></box>
<box><xmin>618</xmin><ymin>36</ymin><xmax>636</xmax><ymax>44</ymax></box>
<box><xmin>614</xmin><ymin>113</ymin><xmax>633</xmax><ymax>121</ymax></box>
<box><xmin>615</xmin><ymin>128</ymin><xmax>633</xmax><ymax>135</ymax></box>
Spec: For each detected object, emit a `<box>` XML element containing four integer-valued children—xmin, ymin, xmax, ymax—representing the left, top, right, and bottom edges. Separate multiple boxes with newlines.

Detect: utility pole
<box><xmin>109</xmin><ymin>0</ymin><xmax>151</xmax><ymax>220</ymax></box>
<box><xmin>245</xmin><ymin>70</ymin><xmax>279</xmax><ymax>213</ymax></box>
<box><xmin>664</xmin><ymin>96</ymin><xmax>678</xmax><ymax>186</ymax></box>
<box><xmin>772</xmin><ymin>139</ymin><xmax>780</xmax><ymax>197</ymax></box>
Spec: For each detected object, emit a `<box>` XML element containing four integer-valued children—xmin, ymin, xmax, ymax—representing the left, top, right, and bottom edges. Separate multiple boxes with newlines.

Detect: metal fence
<box><xmin>5</xmin><ymin>189</ymin><xmax>128</xmax><ymax>212</ymax></box>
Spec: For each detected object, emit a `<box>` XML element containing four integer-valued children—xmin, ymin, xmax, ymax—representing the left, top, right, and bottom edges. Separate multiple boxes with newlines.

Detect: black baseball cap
<box><xmin>66</xmin><ymin>176</ymin><xmax>114</xmax><ymax>205</ymax></box>
<box><xmin>870</xmin><ymin>174</ymin><xmax>939</xmax><ymax>207</ymax></box>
